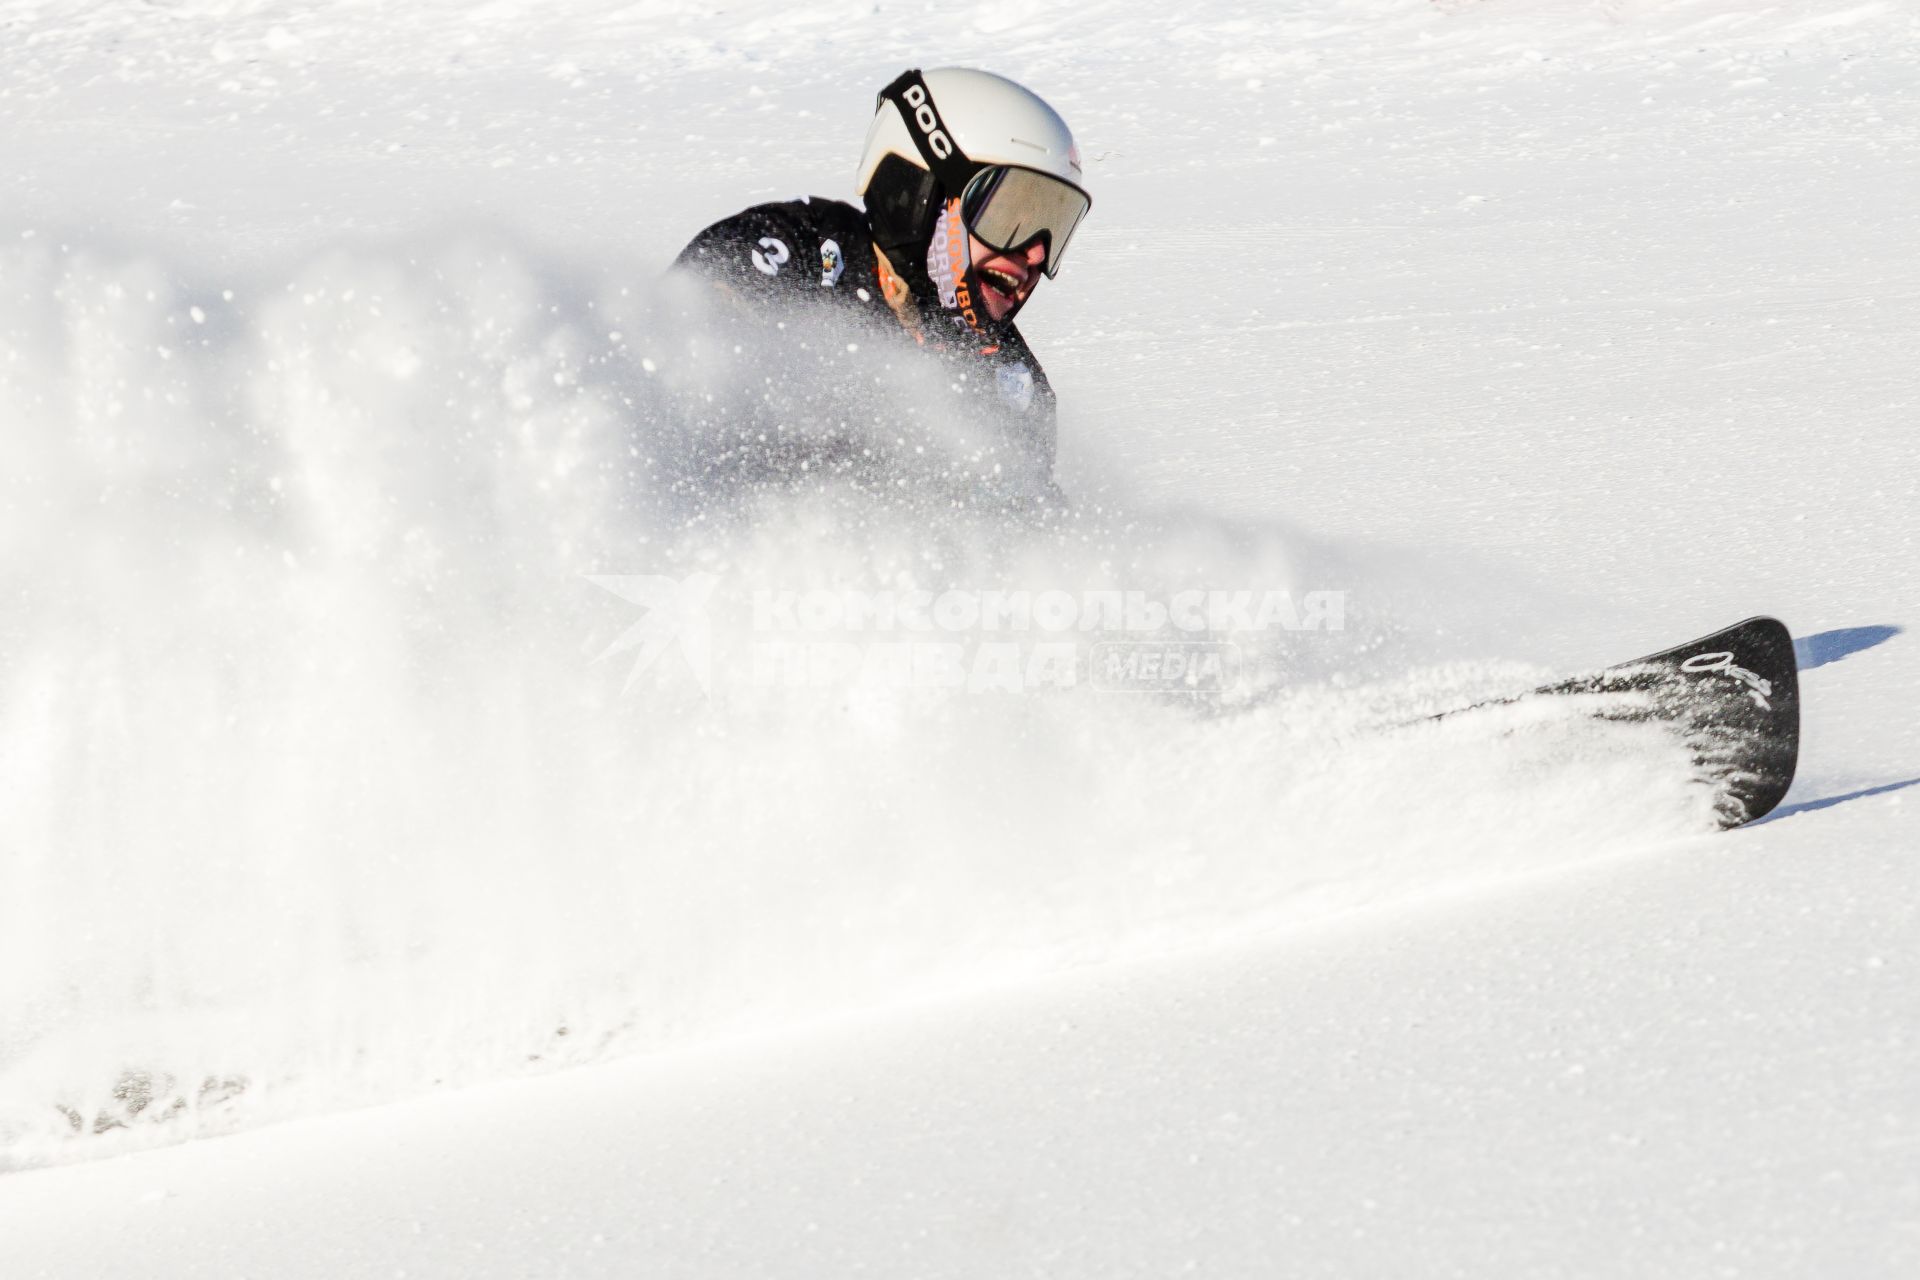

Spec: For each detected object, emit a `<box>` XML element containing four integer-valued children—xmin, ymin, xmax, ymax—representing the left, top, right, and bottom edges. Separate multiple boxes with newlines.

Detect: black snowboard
<box><xmin>1443</xmin><ymin>616</ymin><xmax>1801</xmax><ymax>830</ymax></box>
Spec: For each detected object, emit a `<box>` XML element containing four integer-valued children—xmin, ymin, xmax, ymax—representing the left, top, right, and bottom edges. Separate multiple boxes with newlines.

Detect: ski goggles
<box><xmin>959</xmin><ymin>165</ymin><xmax>1091</xmax><ymax>278</ymax></box>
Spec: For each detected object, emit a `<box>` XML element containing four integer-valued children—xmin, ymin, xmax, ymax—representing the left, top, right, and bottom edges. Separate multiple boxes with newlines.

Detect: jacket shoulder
<box><xmin>673</xmin><ymin>198</ymin><xmax>869</xmax><ymax>287</ymax></box>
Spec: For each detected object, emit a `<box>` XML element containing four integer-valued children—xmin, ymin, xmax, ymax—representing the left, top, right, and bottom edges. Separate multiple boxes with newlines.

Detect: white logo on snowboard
<box><xmin>1680</xmin><ymin>650</ymin><xmax>1773</xmax><ymax>710</ymax></box>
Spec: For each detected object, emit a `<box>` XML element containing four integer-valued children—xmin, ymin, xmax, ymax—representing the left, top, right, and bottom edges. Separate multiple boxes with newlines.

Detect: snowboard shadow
<box><xmin>1755</xmin><ymin>776</ymin><xmax>1920</xmax><ymax>825</ymax></box>
<box><xmin>1793</xmin><ymin>624</ymin><xmax>1902</xmax><ymax>671</ymax></box>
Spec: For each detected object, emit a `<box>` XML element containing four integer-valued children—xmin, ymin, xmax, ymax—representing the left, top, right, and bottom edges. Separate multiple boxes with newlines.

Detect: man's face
<box><xmin>970</xmin><ymin>235</ymin><xmax>1047</xmax><ymax>323</ymax></box>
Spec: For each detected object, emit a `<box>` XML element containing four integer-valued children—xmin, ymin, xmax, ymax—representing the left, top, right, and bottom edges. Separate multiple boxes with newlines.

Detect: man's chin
<box><xmin>980</xmin><ymin>288</ymin><xmax>1024</xmax><ymax>323</ymax></box>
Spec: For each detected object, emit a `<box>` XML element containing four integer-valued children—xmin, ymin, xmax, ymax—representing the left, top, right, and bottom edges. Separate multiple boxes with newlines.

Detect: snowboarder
<box><xmin>672</xmin><ymin>67</ymin><xmax>1091</xmax><ymax>495</ymax></box>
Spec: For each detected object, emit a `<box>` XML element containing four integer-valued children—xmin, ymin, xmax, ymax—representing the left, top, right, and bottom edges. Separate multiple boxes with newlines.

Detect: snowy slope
<box><xmin>3</xmin><ymin>0</ymin><xmax>1918</xmax><ymax>1274</ymax></box>
<box><xmin>5</xmin><ymin>828</ymin><xmax>1917</xmax><ymax>1278</ymax></box>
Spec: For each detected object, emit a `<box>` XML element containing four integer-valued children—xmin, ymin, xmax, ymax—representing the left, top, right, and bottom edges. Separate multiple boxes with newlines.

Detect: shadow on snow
<box><xmin>1755</xmin><ymin>777</ymin><xmax>1920</xmax><ymax>825</ymax></box>
<box><xmin>1793</xmin><ymin>624</ymin><xmax>1902</xmax><ymax>671</ymax></box>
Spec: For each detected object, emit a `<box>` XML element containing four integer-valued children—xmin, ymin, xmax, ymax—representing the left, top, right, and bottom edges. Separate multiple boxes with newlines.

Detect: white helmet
<box><xmin>856</xmin><ymin>67</ymin><xmax>1084</xmax><ymax>202</ymax></box>
<box><xmin>856</xmin><ymin>68</ymin><xmax>1090</xmax><ymax>288</ymax></box>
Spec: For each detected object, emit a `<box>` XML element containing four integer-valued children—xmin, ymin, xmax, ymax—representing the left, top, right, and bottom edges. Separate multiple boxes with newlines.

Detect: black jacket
<box><xmin>673</xmin><ymin>197</ymin><xmax>1059</xmax><ymax>477</ymax></box>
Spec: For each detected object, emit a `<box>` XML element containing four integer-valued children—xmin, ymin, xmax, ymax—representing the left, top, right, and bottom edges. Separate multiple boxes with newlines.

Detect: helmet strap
<box><xmin>877</xmin><ymin>71</ymin><xmax>1002</xmax><ymax>340</ymax></box>
<box><xmin>878</xmin><ymin>70</ymin><xmax>979</xmax><ymax>196</ymax></box>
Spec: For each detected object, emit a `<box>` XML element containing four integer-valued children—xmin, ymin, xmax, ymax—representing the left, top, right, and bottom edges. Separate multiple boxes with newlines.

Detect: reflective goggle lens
<box><xmin>960</xmin><ymin>166</ymin><xmax>1091</xmax><ymax>278</ymax></box>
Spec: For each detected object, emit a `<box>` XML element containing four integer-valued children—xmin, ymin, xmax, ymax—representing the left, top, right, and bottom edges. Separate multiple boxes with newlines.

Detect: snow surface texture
<box><xmin>2</xmin><ymin>0</ymin><xmax>1917</xmax><ymax>1274</ymax></box>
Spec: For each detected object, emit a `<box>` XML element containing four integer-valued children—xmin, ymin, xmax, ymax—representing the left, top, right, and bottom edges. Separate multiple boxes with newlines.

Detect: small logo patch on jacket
<box><xmin>751</xmin><ymin>237</ymin><xmax>791</xmax><ymax>276</ymax></box>
<box><xmin>819</xmin><ymin>239</ymin><xmax>844</xmax><ymax>287</ymax></box>
<box><xmin>997</xmin><ymin>362</ymin><xmax>1035</xmax><ymax>412</ymax></box>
